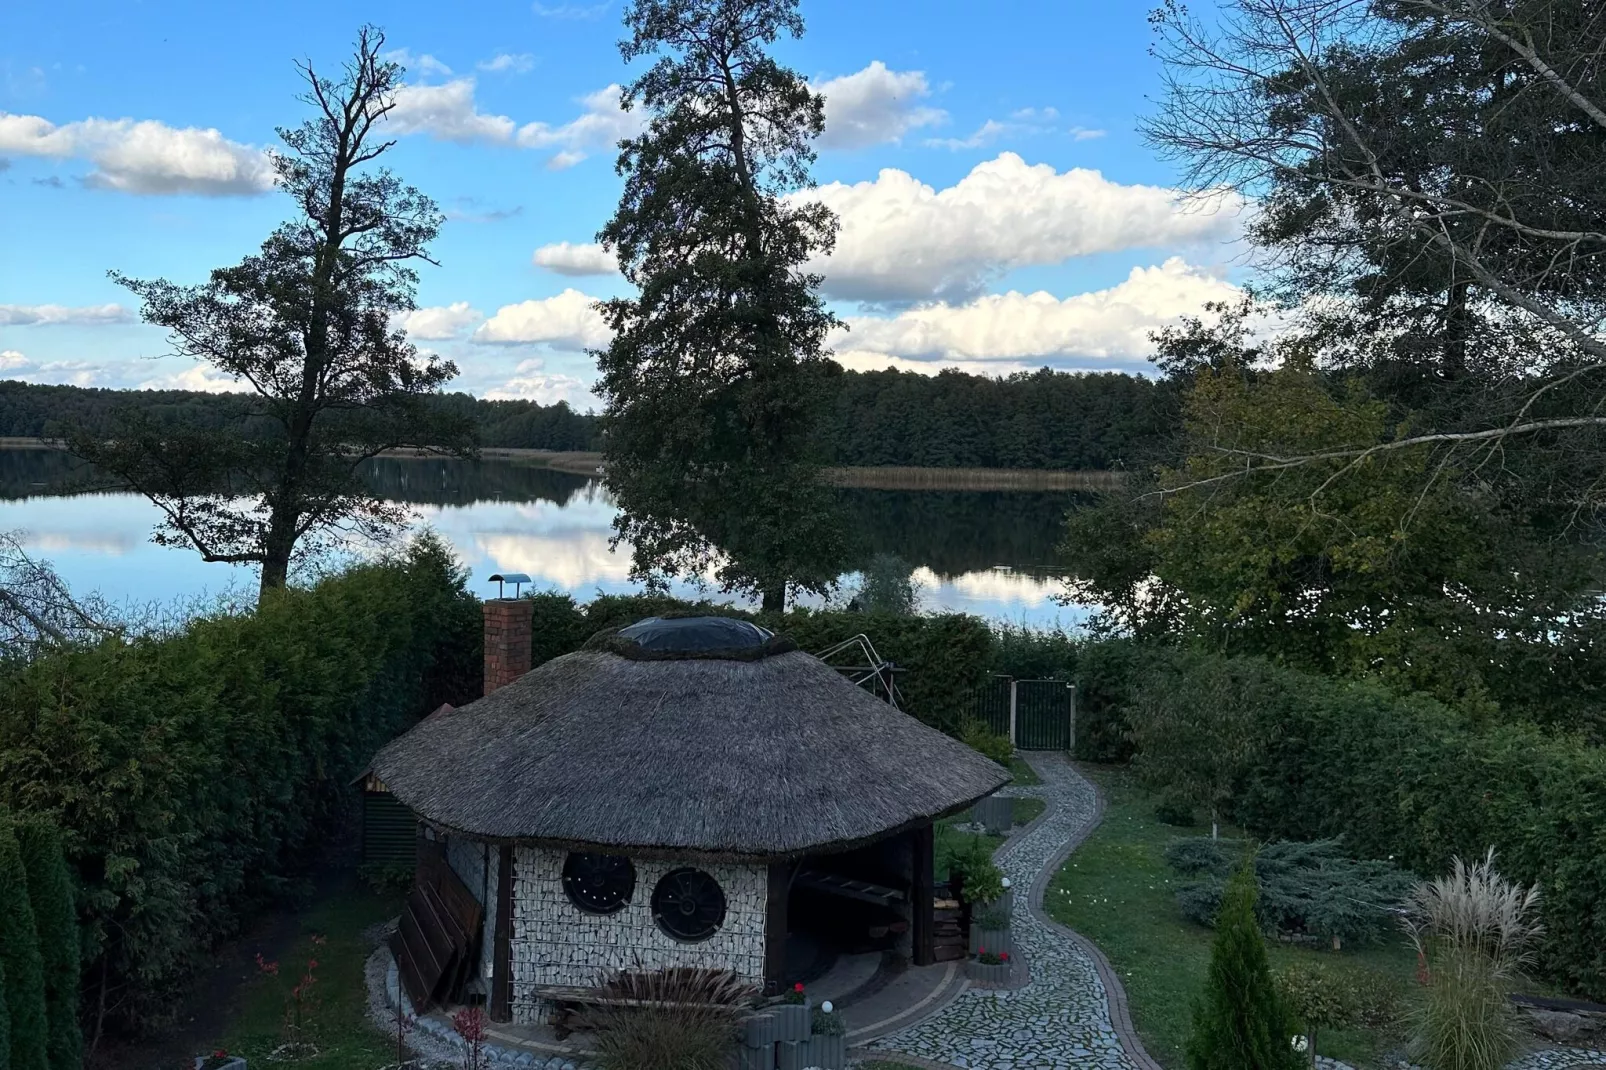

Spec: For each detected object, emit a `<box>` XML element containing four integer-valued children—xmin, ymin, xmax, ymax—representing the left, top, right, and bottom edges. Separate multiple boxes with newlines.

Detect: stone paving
<box><xmin>863</xmin><ymin>752</ymin><xmax>1140</xmax><ymax>1070</ymax></box>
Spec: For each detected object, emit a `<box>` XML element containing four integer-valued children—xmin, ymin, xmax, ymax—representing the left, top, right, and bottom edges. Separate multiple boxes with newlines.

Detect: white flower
<box><xmin>1292</xmin><ymin>1035</ymin><xmax>1310</xmax><ymax>1053</ymax></box>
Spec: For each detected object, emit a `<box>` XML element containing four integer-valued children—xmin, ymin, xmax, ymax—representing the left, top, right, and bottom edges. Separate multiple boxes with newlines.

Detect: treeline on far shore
<box><xmin>0</xmin><ymin>365</ymin><xmax>1177</xmax><ymax>471</ymax></box>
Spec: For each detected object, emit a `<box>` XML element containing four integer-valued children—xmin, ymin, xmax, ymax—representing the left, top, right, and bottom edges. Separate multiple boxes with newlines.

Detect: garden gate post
<box><xmin>1008</xmin><ymin>680</ymin><xmax>1018</xmax><ymax>746</ymax></box>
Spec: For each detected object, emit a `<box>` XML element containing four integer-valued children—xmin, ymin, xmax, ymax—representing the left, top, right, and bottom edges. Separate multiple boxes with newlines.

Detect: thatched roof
<box><xmin>369</xmin><ymin>622</ymin><xmax>1009</xmax><ymax>860</ymax></box>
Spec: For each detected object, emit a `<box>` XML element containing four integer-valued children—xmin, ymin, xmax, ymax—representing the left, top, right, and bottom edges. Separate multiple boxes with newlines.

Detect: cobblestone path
<box><xmin>863</xmin><ymin>753</ymin><xmax>1147</xmax><ymax>1070</ymax></box>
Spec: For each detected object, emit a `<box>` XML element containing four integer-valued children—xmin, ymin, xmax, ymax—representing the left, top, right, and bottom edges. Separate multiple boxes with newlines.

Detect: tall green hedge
<box><xmin>16</xmin><ymin>820</ymin><xmax>80</xmax><ymax>1070</ymax></box>
<box><xmin>1133</xmin><ymin>650</ymin><xmax>1606</xmax><ymax>1001</ymax></box>
<box><xmin>0</xmin><ymin>823</ymin><xmax>46</xmax><ymax>1070</ymax></box>
<box><xmin>0</xmin><ymin>536</ymin><xmax>480</xmax><ymax>1036</ymax></box>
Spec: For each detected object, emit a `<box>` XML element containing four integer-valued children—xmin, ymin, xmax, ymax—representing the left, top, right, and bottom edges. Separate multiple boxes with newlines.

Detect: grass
<box><xmin>1014</xmin><ymin>796</ymin><xmax>1046</xmax><ymax>827</ymax></box>
<box><xmin>216</xmin><ymin>885</ymin><xmax>404</xmax><ymax>1070</ymax></box>
<box><xmin>1044</xmin><ymin>766</ymin><xmax>1418</xmax><ymax>1069</ymax></box>
<box><xmin>1009</xmin><ymin>755</ymin><xmax>1042</xmax><ymax>785</ymax></box>
<box><xmin>933</xmin><ymin>794</ymin><xmax>1046</xmax><ymax>882</ymax></box>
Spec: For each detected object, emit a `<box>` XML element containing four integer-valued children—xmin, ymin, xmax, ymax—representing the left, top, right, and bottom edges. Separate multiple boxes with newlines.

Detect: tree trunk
<box><xmin>761</xmin><ymin>583</ymin><xmax>786</xmax><ymax>613</ymax></box>
<box><xmin>259</xmin><ymin>554</ymin><xmax>290</xmax><ymax>595</ymax></box>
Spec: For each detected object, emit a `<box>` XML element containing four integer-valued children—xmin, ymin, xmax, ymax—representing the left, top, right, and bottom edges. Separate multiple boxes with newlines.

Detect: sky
<box><xmin>0</xmin><ymin>0</ymin><xmax>1247</xmax><ymax>409</ymax></box>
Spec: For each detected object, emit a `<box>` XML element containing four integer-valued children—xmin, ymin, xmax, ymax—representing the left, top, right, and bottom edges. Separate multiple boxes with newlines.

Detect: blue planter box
<box><xmin>968</xmin><ymin>926</ymin><xmax>1012</xmax><ymax>956</ymax></box>
<box><xmin>772</xmin><ymin>1001</ymin><xmax>811</xmax><ymax>1042</ymax></box>
<box><xmin>743</xmin><ymin>1012</ymin><xmax>779</xmax><ymax>1048</ymax></box>
<box><xmin>799</xmin><ymin>1033</ymin><xmax>847</xmax><ymax>1069</ymax></box>
<box><xmin>738</xmin><ymin>1043</ymin><xmax>776</xmax><ymax>1070</ymax></box>
<box><xmin>970</xmin><ymin>794</ymin><xmax>1014</xmax><ymax>835</ymax></box>
<box><xmin>194</xmin><ymin>1059</ymin><xmax>247</xmax><ymax>1070</ymax></box>
<box><xmin>966</xmin><ymin>958</ymin><xmax>1014</xmax><ymax>987</ymax></box>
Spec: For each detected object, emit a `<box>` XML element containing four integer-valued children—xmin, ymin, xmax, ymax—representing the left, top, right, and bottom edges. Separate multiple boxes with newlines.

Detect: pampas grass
<box><xmin>577</xmin><ymin>967</ymin><xmax>757</xmax><ymax>1070</ymax></box>
<box><xmin>1403</xmin><ymin>849</ymin><xmax>1542</xmax><ymax>1070</ymax></box>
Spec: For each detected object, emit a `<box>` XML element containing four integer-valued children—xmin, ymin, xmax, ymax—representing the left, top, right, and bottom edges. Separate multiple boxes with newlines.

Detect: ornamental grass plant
<box><xmin>1404</xmin><ymin>850</ymin><xmax>1542</xmax><ymax>1070</ymax></box>
<box><xmin>579</xmin><ymin>968</ymin><xmax>755</xmax><ymax>1070</ymax></box>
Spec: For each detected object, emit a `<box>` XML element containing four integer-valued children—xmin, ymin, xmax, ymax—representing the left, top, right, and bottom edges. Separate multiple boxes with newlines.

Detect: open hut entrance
<box><xmin>774</xmin><ymin>825</ymin><xmax>933</xmax><ymax>989</ymax></box>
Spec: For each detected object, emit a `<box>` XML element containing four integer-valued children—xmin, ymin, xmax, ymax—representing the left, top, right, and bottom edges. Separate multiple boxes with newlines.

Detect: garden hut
<box><xmin>367</xmin><ymin>601</ymin><xmax>1008</xmax><ymax>1026</ymax></box>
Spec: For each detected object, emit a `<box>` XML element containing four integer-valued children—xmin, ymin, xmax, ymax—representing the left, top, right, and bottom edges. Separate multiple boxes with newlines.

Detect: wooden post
<box><xmin>912</xmin><ymin>823</ymin><xmax>935</xmax><ymax>967</ymax></box>
<box><xmin>764</xmin><ymin>861</ymin><xmax>792</xmax><ymax>994</ymax></box>
<box><xmin>490</xmin><ymin>845</ymin><xmax>514</xmax><ymax>1022</ymax></box>
<box><xmin>1007</xmin><ymin>680</ymin><xmax>1018</xmax><ymax>747</ymax></box>
<box><xmin>1068</xmin><ymin>683</ymin><xmax>1077</xmax><ymax>754</ymax></box>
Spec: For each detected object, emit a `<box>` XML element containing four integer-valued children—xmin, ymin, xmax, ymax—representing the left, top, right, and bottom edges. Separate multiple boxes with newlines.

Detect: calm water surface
<box><xmin>0</xmin><ymin>449</ymin><xmax>1092</xmax><ymax>627</ymax></box>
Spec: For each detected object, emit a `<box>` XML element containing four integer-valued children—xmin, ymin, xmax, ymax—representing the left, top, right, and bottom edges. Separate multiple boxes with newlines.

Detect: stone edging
<box><xmin>1022</xmin><ymin>759</ymin><xmax>1166</xmax><ymax>1070</ymax></box>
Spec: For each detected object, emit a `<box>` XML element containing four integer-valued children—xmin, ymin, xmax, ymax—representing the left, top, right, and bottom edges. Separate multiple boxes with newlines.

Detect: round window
<box><xmin>562</xmin><ymin>852</ymin><xmax>636</xmax><ymax>915</ymax></box>
<box><xmin>651</xmin><ymin>867</ymin><xmax>727</xmax><ymax>942</ymax></box>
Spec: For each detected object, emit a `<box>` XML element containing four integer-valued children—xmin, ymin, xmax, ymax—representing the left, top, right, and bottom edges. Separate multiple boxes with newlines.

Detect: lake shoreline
<box><xmin>2</xmin><ymin>439</ymin><xmax>1123</xmax><ymax>492</ymax></box>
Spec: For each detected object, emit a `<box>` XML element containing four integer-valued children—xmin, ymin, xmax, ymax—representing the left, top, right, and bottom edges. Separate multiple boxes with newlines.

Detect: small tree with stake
<box><xmin>77</xmin><ymin>26</ymin><xmax>472</xmax><ymax>598</ymax></box>
<box><xmin>1186</xmin><ymin>860</ymin><xmax>1303</xmax><ymax>1070</ymax></box>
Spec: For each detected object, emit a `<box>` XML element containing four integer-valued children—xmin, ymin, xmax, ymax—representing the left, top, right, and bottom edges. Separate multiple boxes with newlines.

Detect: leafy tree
<box><xmin>596</xmin><ymin>0</ymin><xmax>847</xmax><ymax>610</ymax></box>
<box><xmin>849</xmin><ymin>553</ymin><xmax>920</xmax><ymax>615</ymax></box>
<box><xmin>75</xmin><ymin>28</ymin><xmax>470</xmax><ymax>596</ymax></box>
<box><xmin>1186</xmin><ymin>861</ymin><xmax>1303</xmax><ymax>1070</ymax></box>
<box><xmin>0</xmin><ymin>821</ymin><xmax>46</xmax><ymax>1070</ymax></box>
<box><xmin>16</xmin><ymin>820</ymin><xmax>81</xmax><ymax>1070</ymax></box>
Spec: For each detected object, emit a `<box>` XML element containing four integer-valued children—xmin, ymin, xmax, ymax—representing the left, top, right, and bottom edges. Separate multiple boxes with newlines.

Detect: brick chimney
<box><xmin>482</xmin><ymin>598</ymin><xmax>533</xmax><ymax>696</ymax></box>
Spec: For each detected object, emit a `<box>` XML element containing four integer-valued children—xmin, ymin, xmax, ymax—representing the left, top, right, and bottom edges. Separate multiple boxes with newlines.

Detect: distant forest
<box><xmin>0</xmin><ymin>367</ymin><xmax>1177</xmax><ymax>470</ymax></box>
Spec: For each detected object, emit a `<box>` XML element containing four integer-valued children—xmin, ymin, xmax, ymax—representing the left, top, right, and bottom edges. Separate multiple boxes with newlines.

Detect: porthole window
<box><xmin>562</xmin><ymin>852</ymin><xmax>636</xmax><ymax>915</ymax></box>
<box><xmin>652</xmin><ymin>867</ymin><xmax>727</xmax><ymax>942</ymax></box>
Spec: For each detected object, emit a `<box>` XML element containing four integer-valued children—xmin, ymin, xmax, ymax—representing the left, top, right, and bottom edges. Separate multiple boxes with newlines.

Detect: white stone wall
<box><xmin>509</xmin><ymin>847</ymin><xmax>768</xmax><ymax>1024</ymax></box>
<box><xmin>443</xmin><ymin>836</ymin><xmax>497</xmax><ymax>983</ymax></box>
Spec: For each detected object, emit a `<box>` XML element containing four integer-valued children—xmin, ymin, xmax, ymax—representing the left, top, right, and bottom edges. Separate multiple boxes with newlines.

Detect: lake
<box><xmin>0</xmin><ymin>448</ymin><xmax>1094</xmax><ymax>627</ymax></box>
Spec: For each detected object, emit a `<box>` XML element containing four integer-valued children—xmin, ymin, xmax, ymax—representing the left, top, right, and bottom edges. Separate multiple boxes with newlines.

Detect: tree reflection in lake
<box><xmin>0</xmin><ymin>450</ymin><xmax>1091</xmax><ymax>625</ymax></box>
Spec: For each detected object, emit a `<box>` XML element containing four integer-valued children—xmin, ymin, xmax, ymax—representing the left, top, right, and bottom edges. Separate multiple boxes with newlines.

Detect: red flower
<box><xmin>793</xmin><ymin>982</ymin><xmax>804</xmax><ymax>992</ymax></box>
<box><xmin>307</xmin><ymin>958</ymin><xmax>319</xmax><ymax>971</ymax></box>
<box><xmin>255</xmin><ymin>954</ymin><xmax>279</xmax><ymax>976</ymax></box>
<box><xmin>212</xmin><ymin>1050</ymin><xmax>228</xmax><ymax>1059</ymax></box>
<box><xmin>1000</xmin><ymin>952</ymin><xmax>1010</xmax><ymax>962</ymax></box>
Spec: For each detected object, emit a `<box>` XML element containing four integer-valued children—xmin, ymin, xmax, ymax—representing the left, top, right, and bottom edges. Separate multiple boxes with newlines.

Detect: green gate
<box><xmin>967</xmin><ymin>676</ymin><xmax>1075</xmax><ymax>750</ymax></box>
<box><xmin>1014</xmin><ymin>679</ymin><xmax>1075</xmax><ymax>750</ymax></box>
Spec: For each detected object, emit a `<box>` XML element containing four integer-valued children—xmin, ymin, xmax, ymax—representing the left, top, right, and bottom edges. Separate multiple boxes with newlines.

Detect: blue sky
<box><xmin>0</xmin><ymin>0</ymin><xmax>1245</xmax><ymax>406</ymax></box>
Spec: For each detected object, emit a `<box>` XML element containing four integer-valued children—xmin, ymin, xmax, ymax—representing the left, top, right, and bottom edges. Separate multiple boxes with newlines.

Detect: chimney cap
<box><xmin>488</xmin><ymin>572</ymin><xmax>532</xmax><ymax>598</ymax></box>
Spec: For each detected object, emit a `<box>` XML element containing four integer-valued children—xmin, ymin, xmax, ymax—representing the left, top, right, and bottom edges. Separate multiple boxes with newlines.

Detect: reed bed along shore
<box><xmin>823</xmin><ymin>466</ymin><xmax>1124</xmax><ymax>491</ymax></box>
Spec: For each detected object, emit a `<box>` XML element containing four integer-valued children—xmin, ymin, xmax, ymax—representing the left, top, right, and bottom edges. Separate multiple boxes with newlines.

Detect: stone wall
<box><xmin>509</xmin><ymin>847</ymin><xmax>768</xmax><ymax>1024</ymax></box>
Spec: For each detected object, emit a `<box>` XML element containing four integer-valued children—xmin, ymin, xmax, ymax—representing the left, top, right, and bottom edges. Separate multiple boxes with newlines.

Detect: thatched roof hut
<box><xmin>370</xmin><ymin>617</ymin><xmax>1008</xmax><ymax>860</ymax></box>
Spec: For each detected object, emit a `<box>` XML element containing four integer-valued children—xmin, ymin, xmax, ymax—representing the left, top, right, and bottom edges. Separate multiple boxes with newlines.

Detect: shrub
<box><xmin>0</xmin><ymin>821</ymin><xmax>46</xmax><ymax>1070</ymax></box>
<box><xmin>973</xmin><ymin>903</ymin><xmax>1011</xmax><ymax>930</ymax></box>
<box><xmin>1403</xmin><ymin>851</ymin><xmax>1541</xmax><ymax>1070</ymax></box>
<box><xmin>0</xmin><ymin>959</ymin><xmax>9</xmax><ymax>1070</ymax></box>
<box><xmin>947</xmin><ymin>836</ymin><xmax>1005</xmax><ymax>905</ymax></box>
<box><xmin>1168</xmin><ymin>838</ymin><xmax>1413</xmax><ymax>948</ymax></box>
<box><xmin>358</xmin><ymin>862</ymin><xmax>415</xmax><ymax>896</ymax></box>
<box><xmin>810</xmin><ymin>1004</ymin><xmax>845</xmax><ymax>1036</ymax></box>
<box><xmin>1275</xmin><ymin>963</ymin><xmax>1398</xmax><ymax>1067</ymax></box>
<box><xmin>0</xmin><ymin>535</ymin><xmax>480</xmax><ymax>1035</ymax></box>
<box><xmin>960</xmin><ymin>720</ymin><xmax>1014</xmax><ymax>766</ymax></box>
<box><xmin>14</xmin><ymin>819</ymin><xmax>80</xmax><ymax>1070</ymax></box>
<box><xmin>1185</xmin><ymin>862</ymin><xmax>1303</xmax><ymax>1070</ymax></box>
<box><xmin>579</xmin><ymin>969</ymin><xmax>752</xmax><ymax>1070</ymax></box>
<box><xmin>1154</xmin><ymin>795</ymin><xmax>1198</xmax><ymax>827</ymax></box>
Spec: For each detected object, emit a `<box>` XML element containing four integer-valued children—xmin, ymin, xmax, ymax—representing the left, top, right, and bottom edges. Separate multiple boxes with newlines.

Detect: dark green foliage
<box><xmin>15</xmin><ymin>820</ymin><xmax>81</xmax><ymax>1070</ymax></box>
<box><xmin>0</xmin><ymin>536</ymin><xmax>479</xmax><ymax>1035</ymax></box>
<box><xmin>1185</xmin><ymin>863</ymin><xmax>1302</xmax><ymax>1070</ymax></box>
<box><xmin>0</xmin><ymin>958</ymin><xmax>9</xmax><ymax>1070</ymax></box>
<box><xmin>946</xmin><ymin>836</ymin><xmax>1004</xmax><ymax>905</ymax></box>
<box><xmin>1069</xmin><ymin>637</ymin><xmax>1145</xmax><ymax>762</ymax></box>
<box><xmin>1154</xmin><ymin>797</ymin><xmax>1198</xmax><ymax>828</ymax></box>
<box><xmin>961</xmin><ymin>721</ymin><xmax>1014</xmax><ymax>766</ymax></box>
<box><xmin>1168</xmin><ymin>838</ymin><xmax>1414</xmax><ymax>948</ymax></box>
<box><xmin>850</xmin><ymin>553</ymin><xmax>919</xmax><ymax>615</ymax></box>
<box><xmin>0</xmin><ymin>823</ymin><xmax>46</xmax><ymax>1070</ymax></box>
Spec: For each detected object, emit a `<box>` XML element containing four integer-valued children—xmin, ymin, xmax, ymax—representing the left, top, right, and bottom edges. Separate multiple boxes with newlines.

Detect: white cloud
<box><xmin>472</xmin><ymin>289</ymin><xmax>611</xmax><ymax>349</ymax></box>
<box><xmin>0</xmin><ymin>112</ymin><xmax>275</xmax><ymax>195</ymax></box>
<box><xmin>384</xmin><ymin>49</ymin><xmax>453</xmax><ymax>77</ymax></box>
<box><xmin>388</xmin><ymin>80</ymin><xmax>516</xmax><ymax>145</ymax></box>
<box><xmin>800</xmin><ymin>152</ymin><xmax>1244</xmax><ymax>302</ymax></box>
<box><xmin>482</xmin><ymin>358</ymin><xmax>598</xmax><ymax>407</ymax></box>
<box><xmin>830</xmin><ymin>257</ymin><xmax>1241</xmax><ymax>370</ymax></box>
<box><xmin>1070</xmin><ymin>127</ymin><xmax>1106</xmax><ymax>141</ymax></box>
<box><xmin>136</xmin><ymin>364</ymin><xmax>249</xmax><ymax>393</ymax></box>
<box><xmin>0</xmin><ymin>303</ymin><xmax>133</xmax><ymax>326</ymax></box>
<box><xmin>395</xmin><ymin>302</ymin><xmax>482</xmax><ymax>340</ymax></box>
<box><xmin>516</xmin><ymin>84</ymin><xmax>644</xmax><ymax>168</ymax></box>
<box><xmin>0</xmin><ymin>350</ymin><xmax>30</xmax><ymax>372</ymax></box>
<box><xmin>815</xmin><ymin>62</ymin><xmax>946</xmax><ymax>150</ymax></box>
<box><xmin>532</xmin><ymin>242</ymin><xmax>619</xmax><ymax>276</ymax></box>
<box><xmin>478</xmin><ymin>53</ymin><xmax>535</xmax><ymax>74</ymax></box>
<box><xmin>532</xmin><ymin>1</ymin><xmax>610</xmax><ymax>18</ymax></box>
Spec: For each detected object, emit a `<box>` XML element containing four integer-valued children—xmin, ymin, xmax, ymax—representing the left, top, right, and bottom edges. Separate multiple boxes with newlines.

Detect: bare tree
<box><xmin>0</xmin><ymin>533</ymin><xmax>119</xmax><ymax>657</ymax></box>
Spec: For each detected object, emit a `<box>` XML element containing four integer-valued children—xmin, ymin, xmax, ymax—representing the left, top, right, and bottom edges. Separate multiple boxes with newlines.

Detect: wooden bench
<box><xmin>533</xmin><ymin>985</ymin><xmax>752</xmax><ymax>1039</ymax></box>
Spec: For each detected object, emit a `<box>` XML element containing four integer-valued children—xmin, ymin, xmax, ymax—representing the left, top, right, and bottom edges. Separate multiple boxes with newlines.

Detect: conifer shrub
<box><xmin>0</xmin><ymin>822</ymin><xmax>47</xmax><ymax>1070</ymax></box>
<box><xmin>1185</xmin><ymin>862</ymin><xmax>1303</xmax><ymax>1070</ymax></box>
<box><xmin>15</xmin><ymin>819</ymin><xmax>81</xmax><ymax>1070</ymax></box>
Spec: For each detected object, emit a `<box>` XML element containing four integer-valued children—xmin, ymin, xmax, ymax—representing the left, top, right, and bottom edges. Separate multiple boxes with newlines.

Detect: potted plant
<box><xmin>800</xmin><ymin>1001</ymin><xmax>847</xmax><ymax>1069</ymax></box>
<box><xmin>194</xmin><ymin>1052</ymin><xmax>246</xmax><ymax>1070</ymax></box>
<box><xmin>968</xmin><ymin>901</ymin><xmax>1012</xmax><ymax>957</ymax></box>
<box><xmin>966</xmin><ymin>947</ymin><xmax>1013</xmax><ymax>986</ymax></box>
<box><xmin>773</xmin><ymin>982</ymin><xmax>811</xmax><ymax>1041</ymax></box>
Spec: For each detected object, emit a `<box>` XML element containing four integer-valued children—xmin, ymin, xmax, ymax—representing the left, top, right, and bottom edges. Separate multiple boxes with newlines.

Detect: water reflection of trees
<box><xmin>358</xmin><ymin>458</ymin><xmax>597</xmax><ymax>508</ymax></box>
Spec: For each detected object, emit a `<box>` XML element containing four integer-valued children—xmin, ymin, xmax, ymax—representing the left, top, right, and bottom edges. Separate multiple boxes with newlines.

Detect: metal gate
<box><xmin>968</xmin><ymin>676</ymin><xmax>1075</xmax><ymax>751</ymax></box>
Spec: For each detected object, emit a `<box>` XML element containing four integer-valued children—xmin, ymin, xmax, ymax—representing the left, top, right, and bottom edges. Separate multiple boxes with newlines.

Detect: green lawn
<box><xmin>217</xmin><ymin>886</ymin><xmax>404</xmax><ymax>1070</ymax></box>
<box><xmin>1045</xmin><ymin>766</ymin><xmax>1418</xmax><ymax>1069</ymax></box>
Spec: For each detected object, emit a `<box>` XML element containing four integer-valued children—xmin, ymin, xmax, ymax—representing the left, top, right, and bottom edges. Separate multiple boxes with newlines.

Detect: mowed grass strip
<box><xmin>1044</xmin><ymin>766</ymin><xmax>1416</xmax><ymax>1069</ymax></box>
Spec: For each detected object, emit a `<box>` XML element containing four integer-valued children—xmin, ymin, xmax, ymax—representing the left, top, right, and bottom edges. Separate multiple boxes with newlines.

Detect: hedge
<box><xmin>16</xmin><ymin>820</ymin><xmax>81</xmax><ymax>1070</ymax></box>
<box><xmin>1134</xmin><ymin>651</ymin><xmax>1606</xmax><ymax>1001</ymax></box>
<box><xmin>0</xmin><ymin>535</ymin><xmax>480</xmax><ymax>1037</ymax></box>
<box><xmin>0</xmin><ymin>822</ymin><xmax>45</xmax><ymax>1070</ymax></box>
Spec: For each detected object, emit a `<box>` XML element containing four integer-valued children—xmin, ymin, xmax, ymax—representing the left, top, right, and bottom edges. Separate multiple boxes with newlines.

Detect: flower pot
<box><xmin>739</xmin><ymin>1043</ymin><xmax>776</xmax><ymax>1070</ymax></box>
<box><xmin>970</xmin><ymin>795</ymin><xmax>1013</xmax><ymax>835</ymax></box>
<box><xmin>966</xmin><ymin>958</ymin><xmax>1014</xmax><ymax>987</ymax></box>
<box><xmin>776</xmin><ymin>1040</ymin><xmax>806</xmax><ymax>1070</ymax></box>
<box><xmin>968</xmin><ymin>926</ymin><xmax>1012</xmax><ymax>957</ymax></box>
<box><xmin>743</xmin><ymin>1012</ymin><xmax>779</xmax><ymax>1048</ymax></box>
<box><xmin>773</xmin><ymin>1001</ymin><xmax>811</xmax><ymax>1042</ymax></box>
<box><xmin>800</xmin><ymin>1033</ymin><xmax>847</xmax><ymax>1069</ymax></box>
<box><xmin>194</xmin><ymin>1058</ymin><xmax>247</xmax><ymax>1070</ymax></box>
